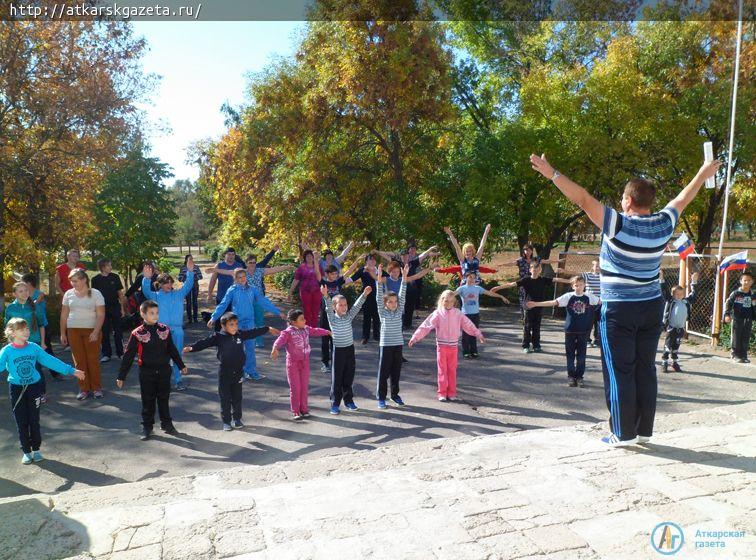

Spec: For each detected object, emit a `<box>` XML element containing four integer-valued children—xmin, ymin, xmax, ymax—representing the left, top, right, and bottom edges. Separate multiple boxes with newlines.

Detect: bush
<box><xmin>718</xmin><ymin>321</ymin><xmax>756</xmax><ymax>353</ymax></box>
<box><xmin>156</xmin><ymin>256</ymin><xmax>177</xmax><ymax>276</ymax></box>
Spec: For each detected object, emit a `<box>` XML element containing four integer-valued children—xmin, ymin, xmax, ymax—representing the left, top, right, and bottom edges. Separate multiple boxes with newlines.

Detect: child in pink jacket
<box><xmin>409</xmin><ymin>290</ymin><xmax>485</xmax><ymax>402</ymax></box>
<box><xmin>271</xmin><ymin>309</ymin><xmax>331</xmax><ymax>420</ymax></box>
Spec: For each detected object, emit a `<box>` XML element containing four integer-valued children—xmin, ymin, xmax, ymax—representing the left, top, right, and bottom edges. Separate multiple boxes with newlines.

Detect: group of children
<box><xmin>2</xmin><ymin>237</ymin><xmax>753</xmax><ymax>462</ymax></box>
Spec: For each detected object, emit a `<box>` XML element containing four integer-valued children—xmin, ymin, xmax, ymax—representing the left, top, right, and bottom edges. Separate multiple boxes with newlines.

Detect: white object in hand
<box><xmin>703</xmin><ymin>142</ymin><xmax>716</xmax><ymax>189</ymax></box>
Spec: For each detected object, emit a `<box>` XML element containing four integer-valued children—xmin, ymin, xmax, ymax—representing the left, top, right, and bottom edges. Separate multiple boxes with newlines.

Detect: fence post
<box><xmin>711</xmin><ymin>266</ymin><xmax>724</xmax><ymax>347</ymax></box>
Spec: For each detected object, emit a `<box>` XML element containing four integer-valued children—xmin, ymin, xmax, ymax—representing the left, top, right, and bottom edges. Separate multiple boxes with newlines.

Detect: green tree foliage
<box><xmin>88</xmin><ymin>145</ymin><xmax>177</xmax><ymax>278</ymax></box>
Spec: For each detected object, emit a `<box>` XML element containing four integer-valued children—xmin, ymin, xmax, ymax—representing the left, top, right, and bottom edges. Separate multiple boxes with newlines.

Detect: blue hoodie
<box><xmin>0</xmin><ymin>342</ymin><xmax>75</xmax><ymax>385</ymax></box>
<box><xmin>142</xmin><ymin>271</ymin><xmax>195</xmax><ymax>327</ymax></box>
<box><xmin>210</xmin><ymin>282</ymin><xmax>280</xmax><ymax>327</ymax></box>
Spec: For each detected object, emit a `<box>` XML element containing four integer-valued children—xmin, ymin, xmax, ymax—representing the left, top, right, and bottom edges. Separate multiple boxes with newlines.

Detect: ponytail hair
<box><xmin>68</xmin><ymin>268</ymin><xmax>92</xmax><ymax>297</ymax></box>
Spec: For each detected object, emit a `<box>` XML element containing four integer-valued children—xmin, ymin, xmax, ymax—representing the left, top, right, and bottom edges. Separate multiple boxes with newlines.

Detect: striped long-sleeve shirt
<box><xmin>376</xmin><ymin>280</ymin><xmax>406</xmax><ymax>347</ymax></box>
<box><xmin>323</xmin><ymin>291</ymin><xmax>367</xmax><ymax>348</ymax></box>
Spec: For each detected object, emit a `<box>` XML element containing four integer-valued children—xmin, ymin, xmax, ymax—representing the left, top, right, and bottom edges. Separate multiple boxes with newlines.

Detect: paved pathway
<box><xmin>0</xmin><ymin>401</ymin><xmax>752</xmax><ymax>559</ymax></box>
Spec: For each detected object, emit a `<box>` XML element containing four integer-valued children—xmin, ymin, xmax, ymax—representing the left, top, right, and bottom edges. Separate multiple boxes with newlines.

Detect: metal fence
<box><xmin>551</xmin><ymin>251</ymin><xmax>724</xmax><ymax>340</ymax></box>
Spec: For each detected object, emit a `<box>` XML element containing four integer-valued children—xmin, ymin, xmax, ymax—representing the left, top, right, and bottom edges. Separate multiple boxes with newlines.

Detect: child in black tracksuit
<box><xmin>498</xmin><ymin>261</ymin><xmax>571</xmax><ymax>353</ymax></box>
<box><xmin>184</xmin><ymin>312</ymin><xmax>278</xmax><ymax>430</ymax></box>
<box><xmin>661</xmin><ymin>273</ymin><xmax>698</xmax><ymax>373</ymax></box>
<box><xmin>724</xmin><ymin>271</ymin><xmax>754</xmax><ymax>364</ymax></box>
<box><xmin>117</xmin><ymin>300</ymin><xmax>186</xmax><ymax>440</ymax></box>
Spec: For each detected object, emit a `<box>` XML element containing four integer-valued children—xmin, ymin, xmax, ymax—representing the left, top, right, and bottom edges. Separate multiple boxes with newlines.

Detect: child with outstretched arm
<box><xmin>117</xmin><ymin>300</ymin><xmax>188</xmax><ymax>440</ymax></box>
<box><xmin>526</xmin><ymin>275</ymin><xmax>600</xmax><ymax>387</ymax></box>
<box><xmin>1</xmin><ymin>318</ymin><xmax>85</xmax><ymax>464</ymax></box>
<box><xmin>184</xmin><ymin>312</ymin><xmax>280</xmax><ymax>430</ymax></box>
<box><xmin>409</xmin><ymin>290</ymin><xmax>485</xmax><ymax>402</ymax></box>
<box><xmin>271</xmin><ymin>309</ymin><xmax>331</xmax><ymax>420</ymax></box>
<box><xmin>455</xmin><ymin>271</ymin><xmax>510</xmax><ymax>359</ymax></box>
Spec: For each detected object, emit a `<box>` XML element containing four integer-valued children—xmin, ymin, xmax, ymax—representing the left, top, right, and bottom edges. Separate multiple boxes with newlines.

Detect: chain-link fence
<box><xmin>684</xmin><ymin>254</ymin><xmax>718</xmax><ymax>339</ymax></box>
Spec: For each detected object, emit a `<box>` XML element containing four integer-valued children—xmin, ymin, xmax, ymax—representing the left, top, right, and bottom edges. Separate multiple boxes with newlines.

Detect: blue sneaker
<box><xmin>391</xmin><ymin>396</ymin><xmax>405</xmax><ymax>406</ymax></box>
<box><xmin>21</xmin><ymin>453</ymin><xmax>33</xmax><ymax>465</ymax></box>
<box><xmin>344</xmin><ymin>402</ymin><xmax>359</xmax><ymax>411</ymax></box>
<box><xmin>244</xmin><ymin>372</ymin><xmax>266</xmax><ymax>381</ymax></box>
<box><xmin>32</xmin><ymin>450</ymin><xmax>44</xmax><ymax>462</ymax></box>
<box><xmin>377</xmin><ymin>400</ymin><xmax>387</xmax><ymax>409</ymax></box>
<box><xmin>329</xmin><ymin>405</ymin><xmax>340</xmax><ymax>415</ymax></box>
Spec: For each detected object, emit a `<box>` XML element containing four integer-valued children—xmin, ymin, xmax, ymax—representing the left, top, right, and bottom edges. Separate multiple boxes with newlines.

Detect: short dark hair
<box><xmin>741</xmin><ymin>271</ymin><xmax>753</xmax><ymax>280</ymax></box>
<box><xmin>97</xmin><ymin>258</ymin><xmax>111</xmax><ymax>271</ymax></box>
<box><xmin>323</xmin><ymin>249</ymin><xmax>334</xmax><ymax>257</ymax></box>
<box><xmin>140</xmin><ymin>299</ymin><xmax>159</xmax><ymax>313</ymax></box>
<box><xmin>325</xmin><ymin>265</ymin><xmax>338</xmax><ymax>274</ymax></box>
<box><xmin>245</xmin><ymin>254</ymin><xmax>257</xmax><ymax>263</ymax></box>
<box><xmin>624</xmin><ymin>177</ymin><xmax>656</xmax><ymax>209</ymax></box>
<box><xmin>220</xmin><ymin>312</ymin><xmax>238</xmax><ymax>326</ymax></box>
<box><xmin>21</xmin><ymin>273</ymin><xmax>37</xmax><ymax>287</ymax></box>
<box><xmin>225</xmin><ymin>247</ymin><xmax>236</xmax><ymax>255</ymax></box>
<box><xmin>287</xmin><ymin>309</ymin><xmax>304</xmax><ymax>323</ymax></box>
<box><xmin>157</xmin><ymin>273</ymin><xmax>174</xmax><ymax>285</ymax></box>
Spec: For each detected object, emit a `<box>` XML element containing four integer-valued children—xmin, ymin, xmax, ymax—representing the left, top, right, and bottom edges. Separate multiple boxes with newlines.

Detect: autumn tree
<box><xmin>0</xmin><ymin>20</ymin><xmax>150</xmax><ymax>310</ymax></box>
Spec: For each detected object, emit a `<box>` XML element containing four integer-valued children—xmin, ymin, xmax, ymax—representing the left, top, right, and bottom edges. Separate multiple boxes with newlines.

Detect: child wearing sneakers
<box><xmin>661</xmin><ymin>272</ymin><xmax>699</xmax><ymax>372</ymax></box>
<box><xmin>409</xmin><ymin>290</ymin><xmax>485</xmax><ymax>402</ymax></box>
<box><xmin>271</xmin><ymin>309</ymin><xmax>331</xmax><ymax>420</ymax></box>
<box><xmin>321</xmin><ymin>283</ymin><xmax>372</xmax><ymax>414</ymax></box>
<box><xmin>525</xmin><ymin>276</ymin><xmax>600</xmax><ymax>387</ymax></box>
<box><xmin>117</xmin><ymin>300</ymin><xmax>188</xmax><ymax>440</ymax></box>
<box><xmin>1</xmin><ymin>318</ymin><xmax>85</xmax><ymax>464</ymax></box>
<box><xmin>455</xmin><ymin>271</ymin><xmax>510</xmax><ymax>358</ymax></box>
<box><xmin>184</xmin><ymin>312</ymin><xmax>280</xmax><ymax>430</ymax></box>
<box><xmin>724</xmin><ymin>271</ymin><xmax>753</xmax><ymax>364</ymax></box>
<box><xmin>375</xmin><ymin>264</ymin><xmax>408</xmax><ymax>409</ymax></box>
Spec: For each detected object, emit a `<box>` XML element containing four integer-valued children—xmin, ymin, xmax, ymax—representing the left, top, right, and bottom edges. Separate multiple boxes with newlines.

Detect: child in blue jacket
<box><xmin>1</xmin><ymin>318</ymin><xmax>84</xmax><ymax>464</ymax></box>
<box><xmin>141</xmin><ymin>259</ymin><xmax>195</xmax><ymax>390</ymax></box>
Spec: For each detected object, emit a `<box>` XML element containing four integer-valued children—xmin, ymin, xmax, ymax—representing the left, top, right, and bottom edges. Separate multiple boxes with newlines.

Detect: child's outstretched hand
<box><xmin>181</xmin><ymin>368</ymin><xmax>189</xmax><ymax>375</ymax></box>
<box><xmin>402</xmin><ymin>264</ymin><xmax>410</xmax><ymax>278</ymax></box>
<box><xmin>73</xmin><ymin>369</ymin><xmax>85</xmax><ymax>381</ymax></box>
<box><xmin>269</xmin><ymin>327</ymin><xmax>281</xmax><ymax>336</ymax></box>
<box><xmin>443</xmin><ymin>226</ymin><xmax>452</xmax><ymax>235</ymax></box>
<box><xmin>477</xmin><ymin>335</ymin><xmax>486</xmax><ymax>344</ymax></box>
<box><xmin>116</xmin><ymin>379</ymin><xmax>124</xmax><ymax>389</ymax></box>
<box><xmin>271</xmin><ymin>348</ymin><xmax>280</xmax><ymax>360</ymax></box>
<box><xmin>691</xmin><ymin>272</ymin><xmax>700</xmax><ymax>283</ymax></box>
<box><xmin>207</xmin><ymin>319</ymin><xmax>214</xmax><ymax>328</ymax></box>
<box><xmin>408</xmin><ymin>339</ymin><xmax>416</xmax><ymax>348</ymax></box>
<box><xmin>377</xmin><ymin>264</ymin><xmax>383</xmax><ymax>277</ymax></box>
<box><xmin>183</xmin><ymin>346</ymin><xmax>193</xmax><ymax>353</ymax></box>
<box><xmin>363</xmin><ymin>285</ymin><xmax>373</xmax><ymax>296</ymax></box>
<box><xmin>320</xmin><ymin>285</ymin><xmax>329</xmax><ymax>298</ymax></box>
<box><xmin>499</xmin><ymin>296</ymin><xmax>511</xmax><ymax>304</ymax></box>
<box><xmin>724</xmin><ymin>316</ymin><xmax>731</xmax><ymax>324</ymax></box>
<box><xmin>204</xmin><ymin>266</ymin><xmax>217</xmax><ymax>274</ymax></box>
<box><xmin>525</xmin><ymin>301</ymin><xmax>536</xmax><ymax>309</ymax></box>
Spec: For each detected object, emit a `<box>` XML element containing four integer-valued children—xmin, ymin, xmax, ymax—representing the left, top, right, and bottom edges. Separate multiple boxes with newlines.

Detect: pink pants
<box><xmin>286</xmin><ymin>358</ymin><xmax>310</xmax><ymax>414</ymax></box>
<box><xmin>300</xmin><ymin>289</ymin><xmax>322</xmax><ymax>328</ymax></box>
<box><xmin>436</xmin><ymin>345</ymin><xmax>459</xmax><ymax>398</ymax></box>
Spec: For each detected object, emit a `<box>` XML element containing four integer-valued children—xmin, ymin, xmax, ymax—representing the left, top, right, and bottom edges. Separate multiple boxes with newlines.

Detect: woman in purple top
<box><xmin>289</xmin><ymin>250</ymin><xmax>322</xmax><ymax>328</ymax></box>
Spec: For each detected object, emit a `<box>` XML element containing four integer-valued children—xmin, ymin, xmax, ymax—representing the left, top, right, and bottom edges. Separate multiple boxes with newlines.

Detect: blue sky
<box><xmin>131</xmin><ymin>21</ymin><xmax>304</xmax><ymax>182</ymax></box>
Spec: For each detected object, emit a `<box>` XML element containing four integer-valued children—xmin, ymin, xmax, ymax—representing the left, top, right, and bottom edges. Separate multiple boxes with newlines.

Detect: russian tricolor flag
<box><xmin>719</xmin><ymin>251</ymin><xmax>749</xmax><ymax>274</ymax></box>
<box><xmin>672</xmin><ymin>233</ymin><xmax>695</xmax><ymax>260</ymax></box>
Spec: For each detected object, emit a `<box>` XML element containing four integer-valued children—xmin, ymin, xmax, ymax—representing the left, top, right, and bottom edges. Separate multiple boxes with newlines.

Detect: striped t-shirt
<box><xmin>600</xmin><ymin>205</ymin><xmax>678</xmax><ymax>302</ymax></box>
<box><xmin>323</xmin><ymin>291</ymin><xmax>367</xmax><ymax>348</ymax></box>
<box><xmin>581</xmin><ymin>272</ymin><xmax>601</xmax><ymax>296</ymax></box>
<box><xmin>376</xmin><ymin>281</ymin><xmax>406</xmax><ymax>347</ymax></box>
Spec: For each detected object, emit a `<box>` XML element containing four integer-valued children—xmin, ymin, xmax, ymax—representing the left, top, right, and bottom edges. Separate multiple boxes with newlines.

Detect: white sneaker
<box><xmin>637</xmin><ymin>435</ymin><xmax>651</xmax><ymax>443</ymax></box>
<box><xmin>601</xmin><ymin>434</ymin><xmax>638</xmax><ymax>447</ymax></box>
<box><xmin>321</xmin><ymin>363</ymin><xmax>330</xmax><ymax>374</ymax></box>
<box><xmin>100</xmin><ymin>356</ymin><xmax>111</xmax><ymax>363</ymax></box>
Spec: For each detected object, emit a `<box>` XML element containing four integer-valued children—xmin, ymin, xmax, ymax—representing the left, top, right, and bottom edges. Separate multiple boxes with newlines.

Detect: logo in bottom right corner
<box><xmin>651</xmin><ymin>522</ymin><xmax>684</xmax><ymax>555</ymax></box>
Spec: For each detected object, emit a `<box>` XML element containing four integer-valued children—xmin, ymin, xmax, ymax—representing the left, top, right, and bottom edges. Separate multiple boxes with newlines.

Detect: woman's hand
<box><xmin>269</xmin><ymin>327</ymin><xmax>281</xmax><ymax>336</ymax></box>
<box><xmin>530</xmin><ymin>153</ymin><xmax>555</xmax><ymax>179</ymax></box>
<box><xmin>73</xmin><ymin>369</ymin><xmax>86</xmax><ymax>381</ymax></box>
<box><xmin>88</xmin><ymin>330</ymin><xmax>100</xmax><ymax>343</ymax></box>
<box><xmin>60</xmin><ymin>333</ymin><xmax>68</xmax><ymax>346</ymax></box>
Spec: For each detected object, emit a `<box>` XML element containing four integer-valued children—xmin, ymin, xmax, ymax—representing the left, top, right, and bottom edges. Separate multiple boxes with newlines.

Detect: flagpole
<box><xmin>716</xmin><ymin>0</ymin><xmax>743</xmax><ymax>259</ymax></box>
<box><xmin>712</xmin><ymin>1</ymin><xmax>743</xmax><ymax>342</ymax></box>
